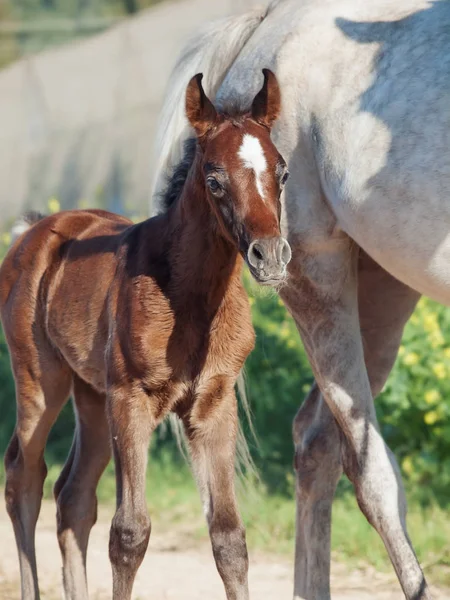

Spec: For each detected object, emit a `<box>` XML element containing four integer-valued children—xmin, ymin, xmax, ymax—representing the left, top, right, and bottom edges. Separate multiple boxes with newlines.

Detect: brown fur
<box><xmin>1</xmin><ymin>72</ymin><xmax>289</xmax><ymax>600</ymax></box>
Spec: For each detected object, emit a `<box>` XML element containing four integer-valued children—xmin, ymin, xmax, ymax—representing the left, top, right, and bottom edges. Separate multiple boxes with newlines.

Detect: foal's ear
<box><xmin>251</xmin><ymin>69</ymin><xmax>281</xmax><ymax>130</ymax></box>
<box><xmin>185</xmin><ymin>73</ymin><xmax>218</xmax><ymax>138</ymax></box>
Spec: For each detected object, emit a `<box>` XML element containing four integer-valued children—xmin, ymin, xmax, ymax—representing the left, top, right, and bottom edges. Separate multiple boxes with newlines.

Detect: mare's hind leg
<box><xmin>4</xmin><ymin>356</ymin><xmax>72</xmax><ymax>600</ymax></box>
<box><xmin>290</xmin><ymin>251</ymin><xmax>420</xmax><ymax>600</ymax></box>
<box><xmin>54</xmin><ymin>376</ymin><xmax>111</xmax><ymax>600</ymax></box>
<box><xmin>293</xmin><ymin>385</ymin><xmax>342</xmax><ymax>599</ymax></box>
<box><xmin>184</xmin><ymin>386</ymin><xmax>249</xmax><ymax>600</ymax></box>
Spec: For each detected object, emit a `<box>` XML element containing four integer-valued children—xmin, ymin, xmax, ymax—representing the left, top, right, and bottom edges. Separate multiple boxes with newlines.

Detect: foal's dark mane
<box><xmin>159</xmin><ymin>138</ymin><xmax>197</xmax><ymax>213</ymax></box>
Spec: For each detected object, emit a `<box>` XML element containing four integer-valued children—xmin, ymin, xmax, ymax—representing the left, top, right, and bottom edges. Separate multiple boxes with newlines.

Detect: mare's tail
<box><xmin>11</xmin><ymin>211</ymin><xmax>46</xmax><ymax>244</ymax></box>
<box><xmin>150</xmin><ymin>4</ymin><xmax>269</xmax><ymax>213</ymax></box>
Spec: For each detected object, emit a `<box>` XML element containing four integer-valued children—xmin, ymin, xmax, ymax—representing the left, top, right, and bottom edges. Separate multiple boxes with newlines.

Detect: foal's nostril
<box><xmin>248</xmin><ymin>241</ymin><xmax>265</xmax><ymax>268</ymax></box>
<box><xmin>280</xmin><ymin>238</ymin><xmax>292</xmax><ymax>266</ymax></box>
<box><xmin>252</xmin><ymin>245</ymin><xmax>264</xmax><ymax>261</ymax></box>
<box><xmin>248</xmin><ymin>238</ymin><xmax>291</xmax><ymax>272</ymax></box>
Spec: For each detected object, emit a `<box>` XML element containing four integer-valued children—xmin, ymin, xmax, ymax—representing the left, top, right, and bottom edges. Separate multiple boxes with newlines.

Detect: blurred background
<box><xmin>0</xmin><ymin>0</ymin><xmax>256</xmax><ymax>222</ymax></box>
<box><xmin>0</xmin><ymin>0</ymin><xmax>449</xmax><ymax>596</ymax></box>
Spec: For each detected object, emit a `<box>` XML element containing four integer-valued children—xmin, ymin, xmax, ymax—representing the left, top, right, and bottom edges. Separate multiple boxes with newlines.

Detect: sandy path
<box><xmin>0</xmin><ymin>501</ymin><xmax>446</xmax><ymax>599</ymax></box>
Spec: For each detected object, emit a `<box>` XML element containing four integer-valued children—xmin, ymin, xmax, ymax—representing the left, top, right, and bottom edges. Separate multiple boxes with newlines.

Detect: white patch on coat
<box><xmin>238</xmin><ymin>134</ymin><xmax>267</xmax><ymax>200</ymax></box>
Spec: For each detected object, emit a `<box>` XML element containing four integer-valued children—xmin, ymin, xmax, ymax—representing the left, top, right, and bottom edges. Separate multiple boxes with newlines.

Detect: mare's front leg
<box><xmin>290</xmin><ymin>250</ymin><xmax>420</xmax><ymax>599</ymax></box>
<box><xmin>282</xmin><ymin>240</ymin><xmax>430</xmax><ymax>600</ymax></box>
<box><xmin>184</xmin><ymin>380</ymin><xmax>249</xmax><ymax>600</ymax></box>
<box><xmin>108</xmin><ymin>383</ymin><xmax>155</xmax><ymax>600</ymax></box>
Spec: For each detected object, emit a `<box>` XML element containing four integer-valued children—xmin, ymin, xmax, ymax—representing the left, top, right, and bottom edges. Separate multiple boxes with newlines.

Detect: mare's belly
<box><xmin>340</xmin><ymin>198</ymin><xmax>450</xmax><ymax>306</ymax></box>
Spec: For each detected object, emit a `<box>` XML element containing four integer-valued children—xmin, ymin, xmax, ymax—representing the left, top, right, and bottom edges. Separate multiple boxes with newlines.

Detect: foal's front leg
<box><xmin>185</xmin><ymin>384</ymin><xmax>249</xmax><ymax>600</ymax></box>
<box><xmin>108</xmin><ymin>384</ymin><xmax>154</xmax><ymax>600</ymax></box>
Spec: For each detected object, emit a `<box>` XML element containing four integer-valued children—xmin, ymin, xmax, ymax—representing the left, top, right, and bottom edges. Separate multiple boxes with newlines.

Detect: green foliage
<box><xmin>241</xmin><ymin>279</ymin><xmax>312</xmax><ymax>493</ymax></box>
<box><xmin>378</xmin><ymin>297</ymin><xmax>450</xmax><ymax>504</ymax></box>
<box><xmin>0</xmin><ymin>323</ymin><xmax>16</xmax><ymax>454</ymax></box>
<box><xmin>243</xmin><ymin>282</ymin><xmax>450</xmax><ymax>505</ymax></box>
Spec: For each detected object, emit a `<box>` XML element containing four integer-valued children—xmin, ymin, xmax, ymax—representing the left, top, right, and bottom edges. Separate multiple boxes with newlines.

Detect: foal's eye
<box><xmin>281</xmin><ymin>171</ymin><xmax>290</xmax><ymax>186</ymax></box>
<box><xmin>207</xmin><ymin>178</ymin><xmax>222</xmax><ymax>194</ymax></box>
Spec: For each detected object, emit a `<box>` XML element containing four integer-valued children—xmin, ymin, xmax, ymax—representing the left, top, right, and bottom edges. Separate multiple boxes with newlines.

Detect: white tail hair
<box><xmin>10</xmin><ymin>211</ymin><xmax>45</xmax><ymax>244</ymax></box>
<box><xmin>166</xmin><ymin>370</ymin><xmax>259</xmax><ymax>480</ymax></box>
<box><xmin>150</xmin><ymin>5</ymin><xmax>269</xmax><ymax>214</ymax></box>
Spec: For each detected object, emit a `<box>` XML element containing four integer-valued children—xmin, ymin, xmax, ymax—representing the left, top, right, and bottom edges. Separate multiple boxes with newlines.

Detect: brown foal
<box><xmin>1</xmin><ymin>70</ymin><xmax>290</xmax><ymax>600</ymax></box>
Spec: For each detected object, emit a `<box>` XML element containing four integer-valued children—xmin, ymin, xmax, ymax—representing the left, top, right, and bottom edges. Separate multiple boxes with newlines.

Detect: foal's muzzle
<box><xmin>247</xmin><ymin>237</ymin><xmax>292</xmax><ymax>285</ymax></box>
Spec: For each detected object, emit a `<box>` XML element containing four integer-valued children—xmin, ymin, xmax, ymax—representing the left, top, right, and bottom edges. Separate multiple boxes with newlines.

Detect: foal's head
<box><xmin>185</xmin><ymin>70</ymin><xmax>291</xmax><ymax>286</ymax></box>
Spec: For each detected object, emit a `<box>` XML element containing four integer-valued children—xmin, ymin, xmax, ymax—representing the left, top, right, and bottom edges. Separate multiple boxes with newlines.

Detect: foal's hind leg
<box><xmin>184</xmin><ymin>387</ymin><xmax>249</xmax><ymax>600</ymax></box>
<box><xmin>4</xmin><ymin>357</ymin><xmax>72</xmax><ymax>600</ymax></box>
<box><xmin>54</xmin><ymin>376</ymin><xmax>111</xmax><ymax>600</ymax></box>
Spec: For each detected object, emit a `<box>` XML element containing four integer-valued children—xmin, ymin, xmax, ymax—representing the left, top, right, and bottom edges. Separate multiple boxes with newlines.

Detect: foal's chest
<box><xmin>113</xmin><ymin>276</ymin><xmax>255</xmax><ymax>391</ymax></box>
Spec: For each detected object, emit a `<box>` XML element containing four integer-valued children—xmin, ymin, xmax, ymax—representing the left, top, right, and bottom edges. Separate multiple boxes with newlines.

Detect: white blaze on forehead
<box><xmin>238</xmin><ymin>134</ymin><xmax>267</xmax><ymax>200</ymax></box>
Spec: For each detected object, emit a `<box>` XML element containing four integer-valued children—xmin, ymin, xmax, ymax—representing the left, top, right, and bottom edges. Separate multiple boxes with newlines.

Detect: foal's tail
<box><xmin>168</xmin><ymin>370</ymin><xmax>258</xmax><ymax>479</ymax></box>
<box><xmin>235</xmin><ymin>369</ymin><xmax>259</xmax><ymax>478</ymax></box>
<box><xmin>150</xmin><ymin>4</ymin><xmax>269</xmax><ymax>213</ymax></box>
<box><xmin>10</xmin><ymin>211</ymin><xmax>46</xmax><ymax>244</ymax></box>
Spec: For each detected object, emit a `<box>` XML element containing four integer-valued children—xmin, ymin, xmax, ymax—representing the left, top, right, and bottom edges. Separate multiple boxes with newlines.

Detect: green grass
<box><xmin>2</xmin><ymin>455</ymin><xmax>445</xmax><ymax>586</ymax></box>
<box><xmin>241</xmin><ymin>481</ymin><xmax>450</xmax><ymax>585</ymax></box>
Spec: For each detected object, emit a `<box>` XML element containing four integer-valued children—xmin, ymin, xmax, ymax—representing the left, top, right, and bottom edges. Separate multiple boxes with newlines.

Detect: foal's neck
<box><xmin>167</xmin><ymin>153</ymin><xmax>243</xmax><ymax>308</ymax></box>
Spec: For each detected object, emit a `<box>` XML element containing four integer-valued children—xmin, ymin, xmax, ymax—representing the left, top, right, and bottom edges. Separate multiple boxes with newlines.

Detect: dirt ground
<box><xmin>0</xmin><ymin>501</ymin><xmax>447</xmax><ymax>600</ymax></box>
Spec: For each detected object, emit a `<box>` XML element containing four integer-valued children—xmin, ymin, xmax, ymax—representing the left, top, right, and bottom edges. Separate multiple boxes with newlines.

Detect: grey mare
<box><xmin>151</xmin><ymin>0</ymin><xmax>450</xmax><ymax>598</ymax></box>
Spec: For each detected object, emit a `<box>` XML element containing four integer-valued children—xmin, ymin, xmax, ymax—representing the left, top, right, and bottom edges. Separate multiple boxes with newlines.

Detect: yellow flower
<box><xmin>280</xmin><ymin>322</ymin><xmax>291</xmax><ymax>340</ymax></box>
<box><xmin>48</xmin><ymin>197</ymin><xmax>60</xmax><ymax>214</ymax></box>
<box><xmin>248</xmin><ymin>297</ymin><xmax>255</xmax><ymax>306</ymax></box>
<box><xmin>403</xmin><ymin>352</ymin><xmax>419</xmax><ymax>366</ymax></box>
<box><xmin>430</xmin><ymin>329</ymin><xmax>445</xmax><ymax>348</ymax></box>
<box><xmin>417</xmin><ymin>297</ymin><xmax>427</xmax><ymax>309</ymax></box>
<box><xmin>1</xmin><ymin>232</ymin><xmax>11</xmax><ymax>245</ymax></box>
<box><xmin>398</xmin><ymin>345</ymin><xmax>405</xmax><ymax>356</ymax></box>
<box><xmin>287</xmin><ymin>339</ymin><xmax>297</xmax><ymax>349</ymax></box>
<box><xmin>402</xmin><ymin>456</ymin><xmax>413</xmax><ymax>476</ymax></box>
<box><xmin>424</xmin><ymin>411</ymin><xmax>440</xmax><ymax>425</ymax></box>
<box><xmin>424</xmin><ymin>312</ymin><xmax>439</xmax><ymax>333</ymax></box>
<box><xmin>432</xmin><ymin>362</ymin><xmax>446</xmax><ymax>380</ymax></box>
<box><xmin>444</xmin><ymin>348</ymin><xmax>450</xmax><ymax>359</ymax></box>
<box><xmin>268</xmin><ymin>323</ymin><xmax>277</xmax><ymax>334</ymax></box>
<box><xmin>424</xmin><ymin>389</ymin><xmax>441</xmax><ymax>405</ymax></box>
